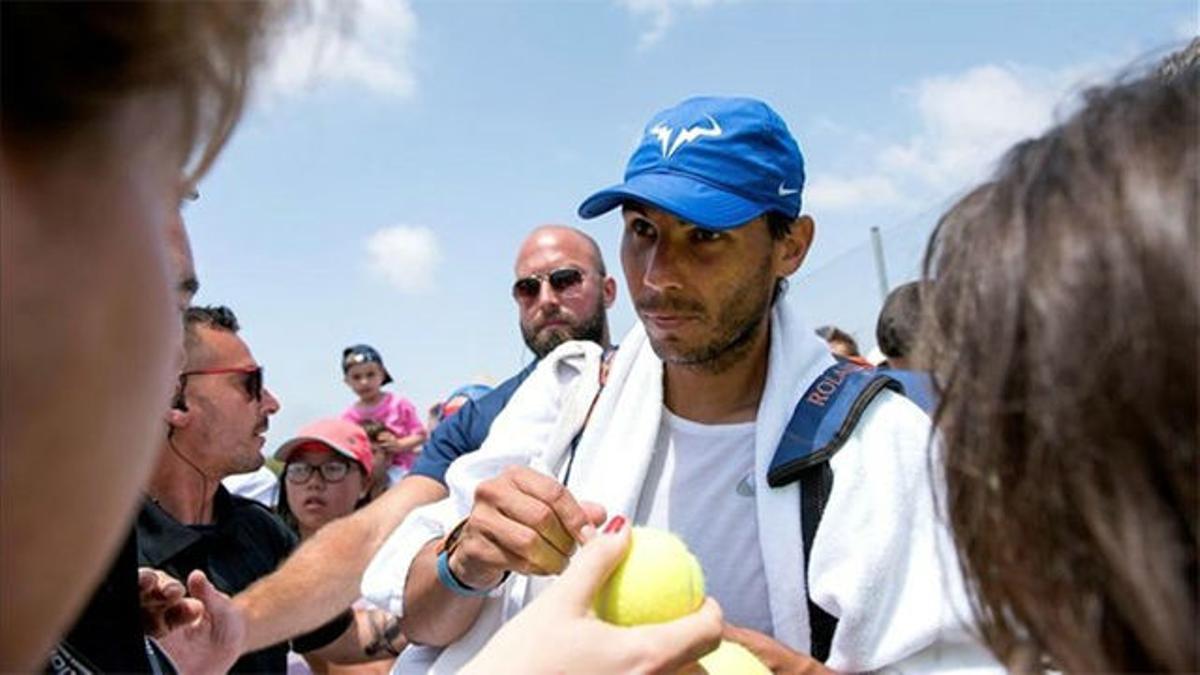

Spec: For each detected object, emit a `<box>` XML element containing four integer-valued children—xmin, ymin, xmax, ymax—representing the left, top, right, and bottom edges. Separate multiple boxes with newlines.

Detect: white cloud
<box><xmin>812</xmin><ymin>61</ymin><xmax>1109</xmax><ymax>216</ymax></box>
<box><xmin>365</xmin><ymin>225</ymin><xmax>440</xmax><ymax>294</ymax></box>
<box><xmin>879</xmin><ymin>64</ymin><xmax>1076</xmax><ymax>190</ymax></box>
<box><xmin>259</xmin><ymin>0</ymin><xmax>418</xmax><ymax>101</ymax></box>
<box><xmin>805</xmin><ymin>174</ymin><xmax>908</xmax><ymax>212</ymax></box>
<box><xmin>617</xmin><ymin>0</ymin><xmax>727</xmax><ymax>49</ymax></box>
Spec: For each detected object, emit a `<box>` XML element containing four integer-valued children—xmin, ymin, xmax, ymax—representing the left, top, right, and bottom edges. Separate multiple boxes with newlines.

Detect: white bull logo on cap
<box><xmin>649</xmin><ymin>114</ymin><xmax>723</xmax><ymax>158</ymax></box>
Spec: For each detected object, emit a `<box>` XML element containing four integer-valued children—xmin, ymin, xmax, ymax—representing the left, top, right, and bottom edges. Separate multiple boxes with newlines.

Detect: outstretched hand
<box><xmin>138</xmin><ymin>567</ymin><xmax>203</xmax><ymax>638</ymax></box>
<box><xmin>461</xmin><ymin>519</ymin><xmax>723</xmax><ymax>675</ymax></box>
<box><xmin>155</xmin><ymin>570</ymin><xmax>246</xmax><ymax>675</ymax></box>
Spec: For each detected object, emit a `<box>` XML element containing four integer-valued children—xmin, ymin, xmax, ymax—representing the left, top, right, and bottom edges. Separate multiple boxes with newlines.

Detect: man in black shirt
<box><xmin>141</xmin><ymin>305</ymin><xmax>397</xmax><ymax>672</ymax></box>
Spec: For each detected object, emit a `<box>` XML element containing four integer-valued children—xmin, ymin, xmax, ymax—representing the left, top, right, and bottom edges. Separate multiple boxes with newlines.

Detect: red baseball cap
<box><xmin>274</xmin><ymin>418</ymin><xmax>373</xmax><ymax>477</ymax></box>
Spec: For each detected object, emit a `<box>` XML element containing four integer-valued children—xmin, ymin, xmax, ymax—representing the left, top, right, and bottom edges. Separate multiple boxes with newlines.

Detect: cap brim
<box><xmin>578</xmin><ymin>172</ymin><xmax>766</xmax><ymax>230</ymax></box>
<box><xmin>274</xmin><ymin>436</ymin><xmax>362</xmax><ymax>471</ymax></box>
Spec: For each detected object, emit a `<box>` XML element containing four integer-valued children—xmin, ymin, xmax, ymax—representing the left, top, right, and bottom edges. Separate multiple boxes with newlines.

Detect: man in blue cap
<box><xmin>383</xmin><ymin>96</ymin><xmax>993</xmax><ymax>672</ymax></box>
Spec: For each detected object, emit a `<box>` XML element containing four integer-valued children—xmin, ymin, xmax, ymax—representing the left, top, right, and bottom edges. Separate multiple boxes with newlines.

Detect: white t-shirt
<box><xmin>635</xmin><ymin>408</ymin><xmax>774</xmax><ymax>636</ymax></box>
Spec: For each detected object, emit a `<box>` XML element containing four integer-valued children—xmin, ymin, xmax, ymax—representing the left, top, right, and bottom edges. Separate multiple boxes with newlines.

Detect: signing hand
<box><xmin>462</xmin><ymin>521</ymin><xmax>723</xmax><ymax>674</ymax></box>
<box><xmin>448</xmin><ymin>466</ymin><xmax>606</xmax><ymax>589</ymax></box>
<box><xmin>724</xmin><ymin>624</ymin><xmax>834</xmax><ymax>675</ymax></box>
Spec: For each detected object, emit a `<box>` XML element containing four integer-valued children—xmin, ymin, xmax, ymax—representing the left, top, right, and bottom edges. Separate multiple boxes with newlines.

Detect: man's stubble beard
<box><xmin>643</xmin><ymin>262</ymin><xmax>775</xmax><ymax>376</ymax></box>
<box><xmin>522</xmin><ymin>293</ymin><xmax>609</xmax><ymax>359</ymax></box>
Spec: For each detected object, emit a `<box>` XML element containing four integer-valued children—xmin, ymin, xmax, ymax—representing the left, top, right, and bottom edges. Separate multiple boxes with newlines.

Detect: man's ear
<box><xmin>165</xmin><ymin>388</ymin><xmax>190</xmax><ymax>430</ymax></box>
<box><xmin>602</xmin><ymin>276</ymin><xmax>617</xmax><ymax>308</ymax></box>
<box><xmin>165</xmin><ymin>407</ymin><xmax>189</xmax><ymax>430</ymax></box>
<box><xmin>775</xmin><ymin>215</ymin><xmax>815</xmax><ymax>277</ymax></box>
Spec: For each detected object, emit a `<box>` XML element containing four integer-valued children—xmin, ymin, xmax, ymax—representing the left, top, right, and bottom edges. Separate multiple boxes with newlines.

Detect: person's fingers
<box><xmin>144</xmin><ymin>613</ymin><xmax>169</xmax><ymax>639</ymax></box>
<box><xmin>186</xmin><ymin>569</ymin><xmax>216</xmax><ymax>604</ymax></box>
<box><xmin>506</xmin><ymin>467</ymin><xmax>594</xmax><ymax>545</ymax></box>
<box><xmin>164</xmin><ymin>597</ymin><xmax>205</xmax><ymax>630</ymax></box>
<box><xmin>625</xmin><ymin>597</ymin><xmax>724</xmax><ymax>673</ymax></box>
<box><xmin>578</xmin><ymin>501</ymin><xmax>608</xmax><ymax>542</ymax></box>
<box><xmin>493</xmin><ymin>487</ymin><xmax>576</xmax><ymax>557</ymax></box>
<box><xmin>723</xmin><ymin>622</ymin><xmax>819</xmax><ymax>673</ymax></box>
<box><xmin>466</xmin><ymin>507</ymin><xmax>570</xmax><ymax>576</ymax></box>
<box><xmin>539</xmin><ymin>524</ymin><xmax>632</xmax><ymax>608</ymax></box>
<box><xmin>157</xmin><ymin>577</ymin><xmax>185</xmax><ymax>601</ymax></box>
<box><xmin>450</xmin><ymin>517</ymin><xmax>530</xmax><ymax>586</ymax></box>
<box><xmin>138</xmin><ymin>568</ymin><xmax>158</xmax><ymax>593</ymax></box>
<box><xmin>139</xmin><ymin>568</ymin><xmax>185</xmax><ymax>600</ymax></box>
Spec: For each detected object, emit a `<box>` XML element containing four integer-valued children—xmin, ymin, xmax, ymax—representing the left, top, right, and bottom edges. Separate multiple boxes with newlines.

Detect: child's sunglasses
<box><xmin>179</xmin><ymin>365</ymin><xmax>264</xmax><ymax>402</ymax></box>
<box><xmin>511</xmin><ymin>267</ymin><xmax>585</xmax><ymax>301</ymax></box>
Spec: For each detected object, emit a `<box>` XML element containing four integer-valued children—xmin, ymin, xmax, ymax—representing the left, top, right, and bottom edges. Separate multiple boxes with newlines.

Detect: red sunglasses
<box><xmin>178</xmin><ymin>365</ymin><xmax>264</xmax><ymax>402</ymax></box>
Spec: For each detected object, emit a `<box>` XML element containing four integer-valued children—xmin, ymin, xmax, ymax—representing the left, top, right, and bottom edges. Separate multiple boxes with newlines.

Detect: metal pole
<box><xmin>869</xmin><ymin>226</ymin><xmax>889</xmax><ymax>303</ymax></box>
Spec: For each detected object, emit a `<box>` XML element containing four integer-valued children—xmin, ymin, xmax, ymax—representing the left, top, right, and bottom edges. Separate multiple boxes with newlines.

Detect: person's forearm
<box><xmin>398</xmin><ymin>541</ymin><xmax>487</xmax><ymax>646</ymax></box>
<box><xmin>394</xmin><ymin>433</ymin><xmax>424</xmax><ymax>453</ymax></box>
<box><xmin>311</xmin><ymin>608</ymin><xmax>404</xmax><ymax>665</ymax></box>
<box><xmin>234</xmin><ymin>476</ymin><xmax>446</xmax><ymax>651</ymax></box>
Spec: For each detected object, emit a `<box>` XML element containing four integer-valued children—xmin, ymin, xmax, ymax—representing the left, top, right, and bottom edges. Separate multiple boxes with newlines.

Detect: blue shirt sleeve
<box><xmin>408</xmin><ymin>362</ymin><xmax>537</xmax><ymax>484</ymax></box>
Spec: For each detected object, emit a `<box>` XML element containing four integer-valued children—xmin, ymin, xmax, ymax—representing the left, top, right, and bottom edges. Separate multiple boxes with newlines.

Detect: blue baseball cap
<box><xmin>578</xmin><ymin>96</ymin><xmax>805</xmax><ymax>230</ymax></box>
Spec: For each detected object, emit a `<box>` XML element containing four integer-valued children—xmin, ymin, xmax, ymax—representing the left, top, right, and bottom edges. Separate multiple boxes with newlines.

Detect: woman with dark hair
<box><xmin>920</xmin><ymin>61</ymin><xmax>1198</xmax><ymax>672</ymax></box>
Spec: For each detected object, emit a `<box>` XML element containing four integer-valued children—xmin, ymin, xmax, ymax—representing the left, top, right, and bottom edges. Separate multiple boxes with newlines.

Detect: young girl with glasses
<box><xmin>274</xmin><ymin>418</ymin><xmax>403</xmax><ymax>673</ymax></box>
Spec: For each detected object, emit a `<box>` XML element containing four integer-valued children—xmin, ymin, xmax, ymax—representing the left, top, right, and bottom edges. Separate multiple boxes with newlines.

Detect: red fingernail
<box><xmin>603</xmin><ymin>515</ymin><xmax>627</xmax><ymax>534</ymax></box>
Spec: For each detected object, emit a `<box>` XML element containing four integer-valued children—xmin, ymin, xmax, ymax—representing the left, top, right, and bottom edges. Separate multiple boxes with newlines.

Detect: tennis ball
<box><xmin>593</xmin><ymin>527</ymin><xmax>705</xmax><ymax>626</ymax></box>
<box><xmin>699</xmin><ymin>640</ymin><xmax>771</xmax><ymax>675</ymax></box>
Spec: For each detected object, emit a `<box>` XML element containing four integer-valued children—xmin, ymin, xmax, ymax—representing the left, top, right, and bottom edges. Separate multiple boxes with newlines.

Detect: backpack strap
<box><xmin>768</xmin><ymin>359</ymin><xmax>904</xmax><ymax>662</ymax></box>
<box><xmin>767</xmin><ymin>360</ymin><xmax>902</xmax><ymax>488</ymax></box>
<box><xmin>799</xmin><ymin>461</ymin><xmax>837</xmax><ymax>663</ymax></box>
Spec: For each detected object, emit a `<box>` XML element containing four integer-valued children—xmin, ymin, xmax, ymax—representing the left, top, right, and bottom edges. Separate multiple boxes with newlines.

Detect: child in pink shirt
<box><xmin>339</xmin><ymin>344</ymin><xmax>426</xmax><ymax>473</ymax></box>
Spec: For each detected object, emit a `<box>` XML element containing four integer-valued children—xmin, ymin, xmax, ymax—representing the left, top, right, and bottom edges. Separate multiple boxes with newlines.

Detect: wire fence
<box><xmin>789</xmin><ymin>209</ymin><xmax>941</xmax><ymax>358</ymax></box>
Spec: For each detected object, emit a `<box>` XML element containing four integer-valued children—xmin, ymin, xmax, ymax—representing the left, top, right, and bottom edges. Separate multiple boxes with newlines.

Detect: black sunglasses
<box><xmin>179</xmin><ymin>365</ymin><xmax>264</xmax><ymax>402</ymax></box>
<box><xmin>512</xmin><ymin>268</ymin><xmax>586</xmax><ymax>301</ymax></box>
<box><xmin>284</xmin><ymin>460</ymin><xmax>352</xmax><ymax>484</ymax></box>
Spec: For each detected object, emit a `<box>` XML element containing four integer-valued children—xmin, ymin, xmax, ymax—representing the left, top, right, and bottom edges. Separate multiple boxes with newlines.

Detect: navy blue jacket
<box><xmin>409</xmin><ymin>361</ymin><xmax>538</xmax><ymax>484</ymax></box>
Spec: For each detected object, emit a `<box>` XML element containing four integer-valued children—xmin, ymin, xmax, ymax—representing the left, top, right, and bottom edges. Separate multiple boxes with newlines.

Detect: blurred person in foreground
<box><xmin>0</xmin><ymin>1</ymin><xmax>283</xmax><ymax>670</ymax></box>
<box><xmin>920</xmin><ymin>58</ymin><xmax>1198</xmax><ymax>672</ymax></box>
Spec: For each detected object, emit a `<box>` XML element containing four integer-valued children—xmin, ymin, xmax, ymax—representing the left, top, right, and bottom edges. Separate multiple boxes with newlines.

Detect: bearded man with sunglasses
<box><xmin>138</xmin><ymin>306</ymin><xmax>402</xmax><ymax>673</ymax></box>
<box><xmin>402</xmin><ymin>225</ymin><xmax>616</xmax><ymax>491</ymax></box>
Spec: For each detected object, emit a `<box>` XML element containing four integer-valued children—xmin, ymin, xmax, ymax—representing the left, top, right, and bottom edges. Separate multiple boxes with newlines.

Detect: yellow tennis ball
<box><xmin>699</xmin><ymin>640</ymin><xmax>771</xmax><ymax>674</ymax></box>
<box><xmin>593</xmin><ymin>527</ymin><xmax>705</xmax><ymax>626</ymax></box>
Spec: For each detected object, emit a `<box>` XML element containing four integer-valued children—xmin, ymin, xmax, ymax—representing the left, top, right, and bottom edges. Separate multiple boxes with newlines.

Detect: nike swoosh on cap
<box><xmin>778</xmin><ymin>182</ymin><xmax>800</xmax><ymax>196</ymax></box>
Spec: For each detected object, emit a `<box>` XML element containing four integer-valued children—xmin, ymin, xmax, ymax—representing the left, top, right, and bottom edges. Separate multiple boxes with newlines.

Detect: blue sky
<box><xmin>188</xmin><ymin>0</ymin><xmax>1197</xmax><ymax>450</ymax></box>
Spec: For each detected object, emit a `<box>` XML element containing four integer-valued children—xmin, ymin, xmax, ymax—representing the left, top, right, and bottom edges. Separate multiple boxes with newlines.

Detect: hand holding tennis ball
<box><xmin>592</xmin><ymin>526</ymin><xmax>772</xmax><ymax>673</ymax></box>
<box><xmin>592</xmin><ymin>526</ymin><xmax>706</xmax><ymax>626</ymax></box>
